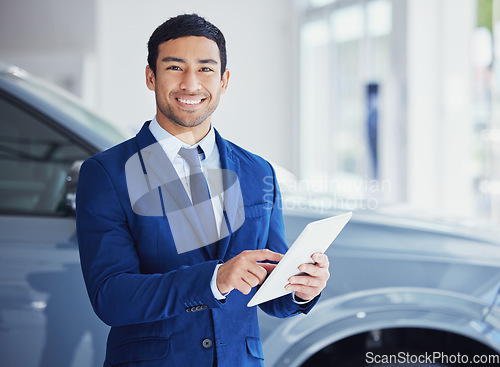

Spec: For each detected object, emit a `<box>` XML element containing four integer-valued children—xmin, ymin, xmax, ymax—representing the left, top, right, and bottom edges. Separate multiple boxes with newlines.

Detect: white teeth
<box><xmin>178</xmin><ymin>98</ymin><xmax>202</xmax><ymax>105</ymax></box>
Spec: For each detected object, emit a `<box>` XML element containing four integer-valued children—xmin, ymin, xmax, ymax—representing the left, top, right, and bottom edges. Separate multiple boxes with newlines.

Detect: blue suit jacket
<box><xmin>76</xmin><ymin>122</ymin><xmax>319</xmax><ymax>366</ymax></box>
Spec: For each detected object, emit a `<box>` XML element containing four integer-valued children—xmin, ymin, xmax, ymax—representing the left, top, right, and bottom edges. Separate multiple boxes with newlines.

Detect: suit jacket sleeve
<box><xmin>258</xmin><ymin>164</ymin><xmax>320</xmax><ymax>317</ymax></box>
<box><xmin>76</xmin><ymin>157</ymin><xmax>224</xmax><ymax>327</ymax></box>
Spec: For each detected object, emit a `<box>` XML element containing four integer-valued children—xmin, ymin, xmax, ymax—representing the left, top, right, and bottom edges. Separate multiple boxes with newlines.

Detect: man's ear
<box><xmin>220</xmin><ymin>68</ymin><xmax>230</xmax><ymax>94</ymax></box>
<box><xmin>145</xmin><ymin>65</ymin><xmax>156</xmax><ymax>91</ymax></box>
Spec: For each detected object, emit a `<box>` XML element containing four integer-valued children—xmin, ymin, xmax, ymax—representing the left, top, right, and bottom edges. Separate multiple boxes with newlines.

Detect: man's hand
<box><xmin>217</xmin><ymin>249</ymin><xmax>284</xmax><ymax>295</ymax></box>
<box><xmin>285</xmin><ymin>252</ymin><xmax>330</xmax><ymax>302</ymax></box>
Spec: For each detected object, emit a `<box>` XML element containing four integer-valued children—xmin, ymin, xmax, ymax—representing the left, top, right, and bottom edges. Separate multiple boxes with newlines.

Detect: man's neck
<box><xmin>156</xmin><ymin>117</ymin><xmax>211</xmax><ymax>146</ymax></box>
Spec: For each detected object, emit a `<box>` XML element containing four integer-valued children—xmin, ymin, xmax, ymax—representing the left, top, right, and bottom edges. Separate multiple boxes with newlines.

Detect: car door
<box><xmin>0</xmin><ymin>94</ymin><xmax>109</xmax><ymax>367</ymax></box>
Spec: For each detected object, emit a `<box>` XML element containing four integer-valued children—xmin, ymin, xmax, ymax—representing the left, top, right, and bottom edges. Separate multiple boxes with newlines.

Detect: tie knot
<box><xmin>178</xmin><ymin>146</ymin><xmax>202</xmax><ymax>169</ymax></box>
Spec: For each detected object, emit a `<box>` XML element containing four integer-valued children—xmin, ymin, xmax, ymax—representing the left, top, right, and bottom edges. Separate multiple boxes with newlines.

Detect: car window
<box><xmin>3</xmin><ymin>69</ymin><xmax>129</xmax><ymax>147</ymax></box>
<box><xmin>0</xmin><ymin>96</ymin><xmax>91</xmax><ymax>215</ymax></box>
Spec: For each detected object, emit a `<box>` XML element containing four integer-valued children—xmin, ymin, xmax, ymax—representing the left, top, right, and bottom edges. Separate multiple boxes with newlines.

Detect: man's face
<box><xmin>146</xmin><ymin>36</ymin><xmax>229</xmax><ymax>130</ymax></box>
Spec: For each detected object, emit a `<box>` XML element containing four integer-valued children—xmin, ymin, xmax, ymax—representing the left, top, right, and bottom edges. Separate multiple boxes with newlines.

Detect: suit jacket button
<box><xmin>202</xmin><ymin>338</ymin><xmax>213</xmax><ymax>349</ymax></box>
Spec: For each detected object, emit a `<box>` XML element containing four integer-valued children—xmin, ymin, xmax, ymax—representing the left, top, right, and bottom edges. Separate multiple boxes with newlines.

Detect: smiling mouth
<box><xmin>176</xmin><ymin>97</ymin><xmax>206</xmax><ymax>105</ymax></box>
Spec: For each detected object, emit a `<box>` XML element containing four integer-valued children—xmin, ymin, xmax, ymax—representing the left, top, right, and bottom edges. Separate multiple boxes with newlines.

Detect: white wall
<box><xmin>92</xmin><ymin>0</ymin><xmax>296</xmax><ymax>171</ymax></box>
<box><xmin>406</xmin><ymin>0</ymin><xmax>476</xmax><ymax>216</ymax></box>
<box><xmin>0</xmin><ymin>0</ymin><xmax>295</xmax><ymax>171</ymax></box>
<box><xmin>0</xmin><ymin>0</ymin><xmax>95</xmax><ymax>92</ymax></box>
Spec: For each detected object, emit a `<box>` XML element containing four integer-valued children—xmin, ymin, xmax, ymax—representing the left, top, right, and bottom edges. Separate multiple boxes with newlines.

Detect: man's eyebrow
<box><xmin>199</xmin><ymin>59</ymin><xmax>219</xmax><ymax>65</ymax></box>
<box><xmin>161</xmin><ymin>57</ymin><xmax>185</xmax><ymax>63</ymax></box>
<box><xmin>160</xmin><ymin>57</ymin><xmax>218</xmax><ymax>65</ymax></box>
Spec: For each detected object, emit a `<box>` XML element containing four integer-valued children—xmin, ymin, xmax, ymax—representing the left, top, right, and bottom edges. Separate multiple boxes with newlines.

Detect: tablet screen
<box><xmin>247</xmin><ymin>212</ymin><xmax>352</xmax><ymax>307</ymax></box>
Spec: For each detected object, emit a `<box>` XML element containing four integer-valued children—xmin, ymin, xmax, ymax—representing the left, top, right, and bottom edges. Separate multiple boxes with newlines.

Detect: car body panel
<box><xmin>259</xmin><ymin>210</ymin><xmax>500</xmax><ymax>365</ymax></box>
<box><xmin>0</xmin><ymin>216</ymin><xmax>108</xmax><ymax>367</ymax></box>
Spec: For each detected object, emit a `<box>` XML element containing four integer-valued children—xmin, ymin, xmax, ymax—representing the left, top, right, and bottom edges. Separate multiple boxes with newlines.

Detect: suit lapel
<box><xmin>214</xmin><ymin>130</ymin><xmax>243</xmax><ymax>260</ymax></box>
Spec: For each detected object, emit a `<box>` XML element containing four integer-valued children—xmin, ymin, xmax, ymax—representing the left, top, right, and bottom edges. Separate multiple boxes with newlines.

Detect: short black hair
<box><xmin>147</xmin><ymin>14</ymin><xmax>227</xmax><ymax>77</ymax></box>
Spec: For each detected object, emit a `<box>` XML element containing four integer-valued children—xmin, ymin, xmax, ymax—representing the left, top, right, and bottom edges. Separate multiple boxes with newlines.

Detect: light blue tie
<box><xmin>178</xmin><ymin>146</ymin><xmax>218</xmax><ymax>246</ymax></box>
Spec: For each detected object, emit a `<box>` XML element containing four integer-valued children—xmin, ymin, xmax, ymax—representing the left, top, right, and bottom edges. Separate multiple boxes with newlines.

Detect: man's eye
<box><xmin>200</xmin><ymin>67</ymin><xmax>213</xmax><ymax>72</ymax></box>
<box><xmin>167</xmin><ymin>66</ymin><xmax>181</xmax><ymax>71</ymax></box>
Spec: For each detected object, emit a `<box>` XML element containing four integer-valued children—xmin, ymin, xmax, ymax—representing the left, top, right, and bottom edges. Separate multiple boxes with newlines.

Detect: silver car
<box><xmin>0</xmin><ymin>64</ymin><xmax>499</xmax><ymax>367</ymax></box>
<box><xmin>0</xmin><ymin>64</ymin><xmax>122</xmax><ymax>367</ymax></box>
<box><xmin>260</xmin><ymin>208</ymin><xmax>500</xmax><ymax>366</ymax></box>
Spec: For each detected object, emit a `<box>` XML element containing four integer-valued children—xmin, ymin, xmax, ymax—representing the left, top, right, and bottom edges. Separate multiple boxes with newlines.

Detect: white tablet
<box><xmin>247</xmin><ymin>212</ymin><xmax>352</xmax><ymax>307</ymax></box>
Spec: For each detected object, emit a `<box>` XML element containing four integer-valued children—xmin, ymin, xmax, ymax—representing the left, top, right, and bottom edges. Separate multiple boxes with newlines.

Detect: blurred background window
<box><xmin>474</xmin><ymin>0</ymin><xmax>500</xmax><ymax>224</ymax></box>
<box><xmin>298</xmin><ymin>0</ymin><xmax>394</xmax><ymax>210</ymax></box>
<box><xmin>297</xmin><ymin>0</ymin><xmax>500</xmax><ymax>226</ymax></box>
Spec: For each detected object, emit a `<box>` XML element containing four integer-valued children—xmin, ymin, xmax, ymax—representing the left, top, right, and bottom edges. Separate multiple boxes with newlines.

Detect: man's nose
<box><xmin>180</xmin><ymin>70</ymin><xmax>201</xmax><ymax>91</ymax></box>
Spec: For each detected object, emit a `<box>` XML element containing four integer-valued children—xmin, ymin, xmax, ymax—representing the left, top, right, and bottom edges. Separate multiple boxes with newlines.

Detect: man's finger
<box><xmin>311</xmin><ymin>253</ymin><xmax>329</xmax><ymax>267</ymax></box>
<box><xmin>242</xmin><ymin>249</ymin><xmax>284</xmax><ymax>263</ymax></box>
<box><xmin>297</xmin><ymin>263</ymin><xmax>319</xmax><ymax>276</ymax></box>
<box><xmin>288</xmin><ymin>275</ymin><xmax>321</xmax><ymax>287</ymax></box>
<box><xmin>259</xmin><ymin>263</ymin><xmax>278</xmax><ymax>274</ymax></box>
<box><xmin>248</xmin><ymin>263</ymin><xmax>268</xmax><ymax>283</ymax></box>
<box><xmin>241</xmin><ymin>272</ymin><xmax>261</xmax><ymax>289</ymax></box>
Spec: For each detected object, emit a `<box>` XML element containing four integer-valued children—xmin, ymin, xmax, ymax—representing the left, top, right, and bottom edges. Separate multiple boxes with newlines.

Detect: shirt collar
<box><xmin>149</xmin><ymin>116</ymin><xmax>216</xmax><ymax>162</ymax></box>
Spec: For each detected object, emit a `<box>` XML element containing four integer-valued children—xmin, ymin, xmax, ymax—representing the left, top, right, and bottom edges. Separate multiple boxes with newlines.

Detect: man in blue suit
<box><xmin>77</xmin><ymin>14</ymin><xmax>330</xmax><ymax>366</ymax></box>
